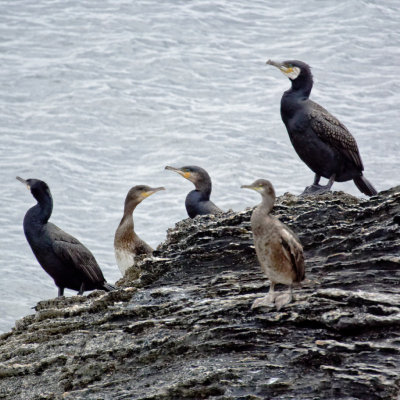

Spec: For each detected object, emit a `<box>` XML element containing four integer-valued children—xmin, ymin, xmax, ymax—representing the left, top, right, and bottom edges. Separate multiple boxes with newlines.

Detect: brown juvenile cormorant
<box><xmin>165</xmin><ymin>165</ymin><xmax>222</xmax><ymax>218</ymax></box>
<box><xmin>17</xmin><ymin>177</ymin><xmax>115</xmax><ymax>297</ymax></box>
<box><xmin>241</xmin><ymin>179</ymin><xmax>305</xmax><ymax>310</ymax></box>
<box><xmin>114</xmin><ymin>185</ymin><xmax>165</xmax><ymax>275</ymax></box>
<box><xmin>266</xmin><ymin>59</ymin><xmax>377</xmax><ymax>196</ymax></box>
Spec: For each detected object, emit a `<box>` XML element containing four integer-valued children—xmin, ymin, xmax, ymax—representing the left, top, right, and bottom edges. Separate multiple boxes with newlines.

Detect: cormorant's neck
<box><xmin>28</xmin><ymin>194</ymin><xmax>53</xmax><ymax>225</ymax></box>
<box><xmin>289</xmin><ymin>74</ymin><xmax>313</xmax><ymax>98</ymax></box>
<box><xmin>119</xmin><ymin>211</ymin><xmax>135</xmax><ymax>231</ymax></box>
<box><xmin>193</xmin><ymin>179</ymin><xmax>212</xmax><ymax>198</ymax></box>
<box><xmin>260</xmin><ymin>195</ymin><xmax>274</xmax><ymax>215</ymax></box>
<box><xmin>123</xmin><ymin>199</ymin><xmax>142</xmax><ymax>219</ymax></box>
<box><xmin>115</xmin><ymin>213</ymin><xmax>137</xmax><ymax>248</ymax></box>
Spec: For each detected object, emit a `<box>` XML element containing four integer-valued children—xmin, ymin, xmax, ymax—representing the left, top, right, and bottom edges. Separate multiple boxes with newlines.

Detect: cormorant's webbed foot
<box><xmin>301</xmin><ymin>184</ymin><xmax>331</xmax><ymax>196</ymax></box>
<box><xmin>301</xmin><ymin>174</ymin><xmax>336</xmax><ymax>196</ymax></box>
<box><xmin>251</xmin><ymin>292</ymin><xmax>277</xmax><ymax>309</ymax></box>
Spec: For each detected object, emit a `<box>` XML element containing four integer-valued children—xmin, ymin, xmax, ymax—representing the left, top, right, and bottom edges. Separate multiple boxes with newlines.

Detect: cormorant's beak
<box><xmin>266</xmin><ymin>59</ymin><xmax>288</xmax><ymax>73</ymax></box>
<box><xmin>266</xmin><ymin>59</ymin><xmax>300</xmax><ymax>79</ymax></box>
<box><xmin>241</xmin><ymin>184</ymin><xmax>260</xmax><ymax>192</ymax></box>
<box><xmin>16</xmin><ymin>176</ymin><xmax>30</xmax><ymax>190</ymax></box>
<box><xmin>165</xmin><ymin>166</ymin><xmax>191</xmax><ymax>180</ymax></box>
<box><xmin>266</xmin><ymin>59</ymin><xmax>282</xmax><ymax>68</ymax></box>
<box><xmin>142</xmin><ymin>187</ymin><xmax>165</xmax><ymax>199</ymax></box>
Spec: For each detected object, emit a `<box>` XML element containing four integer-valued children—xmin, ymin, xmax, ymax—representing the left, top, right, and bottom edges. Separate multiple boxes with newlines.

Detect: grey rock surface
<box><xmin>1</xmin><ymin>188</ymin><xmax>400</xmax><ymax>400</ymax></box>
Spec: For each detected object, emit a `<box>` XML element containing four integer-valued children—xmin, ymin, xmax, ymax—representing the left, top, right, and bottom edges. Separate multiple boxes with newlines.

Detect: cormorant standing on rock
<box><xmin>114</xmin><ymin>185</ymin><xmax>165</xmax><ymax>275</ymax></box>
<box><xmin>17</xmin><ymin>177</ymin><xmax>115</xmax><ymax>297</ymax></box>
<box><xmin>165</xmin><ymin>165</ymin><xmax>222</xmax><ymax>218</ymax></box>
<box><xmin>241</xmin><ymin>179</ymin><xmax>305</xmax><ymax>310</ymax></box>
<box><xmin>266</xmin><ymin>59</ymin><xmax>377</xmax><ymax>197</ymax></box>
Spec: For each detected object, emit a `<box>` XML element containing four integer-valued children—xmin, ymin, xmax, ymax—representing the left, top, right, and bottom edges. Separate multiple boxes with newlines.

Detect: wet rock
<box><xmin>0</xmin><ymin>187</ymin><xmax>399</xmax><ymax>399</ymax></box>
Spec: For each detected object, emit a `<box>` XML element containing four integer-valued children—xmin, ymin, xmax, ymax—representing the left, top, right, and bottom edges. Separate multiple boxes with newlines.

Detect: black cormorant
<box><xmin>266</xmin><ymin>59</ymin><xmax>377</xmax><ymax>196</ymax></box>
<box><xmin>17</xmin><ymin>177</ymin><xmax>115</xmax><ymax>297</ymax></box>
<box><xmin>241</xmin><ymin>179</ymin><xmax>305</xmax><ymax>310</ymax></box>
<box><xmin>114</xmin><ymin>185</ymin><xmax>165</xmax><ymax>275</ymax></box>
<box><xmin>165</xmin><ymin>165</ymin><xmax>222</xmax><ymax>218</ymax></box>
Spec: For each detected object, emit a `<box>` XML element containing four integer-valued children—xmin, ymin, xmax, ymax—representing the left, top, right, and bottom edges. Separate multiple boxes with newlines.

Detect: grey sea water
<box><xmin>1</xmin><ymin>0</ymin><xmax>399</xmax><ymax>333</ymax></box>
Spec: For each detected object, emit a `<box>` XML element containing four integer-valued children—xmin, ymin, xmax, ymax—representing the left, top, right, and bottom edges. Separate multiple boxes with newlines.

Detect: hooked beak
<box><xmin>165</xmin><ymin>166</ymin><xmax>191</xmax><ymax>180</ymax></box>
<box><xmin>241</xmin><ymin>184</ymin><xmax>260</xmax><ymax>192</ymax></box>
<box><xmin>142</xmin><ymin>186</ymin><xmax>165</xmax><ymax>198</ymax></box>
<box><xmin>266</xmin><ymin>59</ymin><xmax>290</xmax><ymax>73</ymax></box>
<box><xmin>266</xmin><ymin>59</ymin><xmax>282</xmax><ymax>68</ymax></box>
<box><xmin>266</xmin><ymin>59</ymin><xmax>300</xmax><ymax>80</ymax></box>
<box><xmin>16</xmin><ymin>176</ymin><xmax>30</xmax><ymax>190</ymax></box>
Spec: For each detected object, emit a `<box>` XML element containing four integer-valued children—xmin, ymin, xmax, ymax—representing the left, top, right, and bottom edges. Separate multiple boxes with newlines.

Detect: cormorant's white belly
<box><xmin>115</xmin><ymin>248</ymin><xmax>135</xmax><ymax>275</ymax></box>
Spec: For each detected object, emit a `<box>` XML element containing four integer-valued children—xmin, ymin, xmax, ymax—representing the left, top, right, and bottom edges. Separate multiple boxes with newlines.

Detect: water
<box><xmin>1</xmin><ymin>0</ymin><xmax>399</xmax><ymax>333</ymax></box>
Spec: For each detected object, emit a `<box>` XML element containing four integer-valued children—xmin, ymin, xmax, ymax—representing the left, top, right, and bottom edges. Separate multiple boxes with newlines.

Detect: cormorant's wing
<box><xmin>132</xmin><ymin>236</ymin><xmax>153</xmax><ymax>256</ymax></box>
<box><xmin>280</xmin><ymin>225</ymin><xmax>305</xmax><ymax>283</ymax></box>
<box><xmin>48</xmin><ymin>223</ymin><xmax>105</xmax><ymax>283</ymax></box>
<box><xmin>206</xmin><ymin>200</ymin><xmax>223</xmax><ymax>214</ymax></box>
<box><xmin>308</xmin><ymin>101</ymin><xmax>364</xmax><ymax>170</ymax></box>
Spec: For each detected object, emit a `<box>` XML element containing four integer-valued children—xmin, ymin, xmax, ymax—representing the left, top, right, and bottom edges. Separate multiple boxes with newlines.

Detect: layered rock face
<box><xmin>0</xmin><ymin>188</ymin><xmax>399</xmax><ymax>400</ymax></box>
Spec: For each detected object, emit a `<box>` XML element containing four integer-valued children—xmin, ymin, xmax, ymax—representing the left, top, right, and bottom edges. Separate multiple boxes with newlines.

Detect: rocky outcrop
<box><xmin>1</xmin><ymin>187</ymin><xmax>399</xmax><ymax>400</ymax></box>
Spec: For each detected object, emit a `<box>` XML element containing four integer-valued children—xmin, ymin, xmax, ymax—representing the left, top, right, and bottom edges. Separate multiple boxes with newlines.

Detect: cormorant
<box><xmin>266</xmin><ymin>59</ymin><xmax>377</xmax><ymax>196</ymax></box>
<box><xmin>241</xmin><ymin>179</ymin><xmax>305</xmax><ymax>310</ymax></box>
<box><xmin>165</xmin><ymin>165</ymin><xmax>222</xmax><ymax>218</ymax></box>
<box><xmin>17</xmin><ymin>177</ymin><xmax>115</xmax><ymax>297</ymax></box>
<box><xmin>114</xmin><ymin>185</ymin><xmax>165</xmax><ymax>275</ymax></box>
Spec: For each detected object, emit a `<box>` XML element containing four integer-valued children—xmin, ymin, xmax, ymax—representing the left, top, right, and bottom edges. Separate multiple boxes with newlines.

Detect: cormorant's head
<box><xmin>266</xmin><ymin>59</ymin><xmax>312</xmax><ymax>84</ymax></box>
<box><xmin>241</xmin><ymin>179</ymin><xmax>276</xmax><ymax>202</ymax></box>
<box><xmin>124</xmin><ymin>185</ymin><xmax>165</xmax><ymax>211</ymax></box>
<box><xmin>16</xmin><ymin>176</ymin><xmax>52</xmax><ymax>203</ymax></box>
<box><xmin>165</xmin><ymin>165</ymin><xmax>212</xmax><ymax>192</ymax></box>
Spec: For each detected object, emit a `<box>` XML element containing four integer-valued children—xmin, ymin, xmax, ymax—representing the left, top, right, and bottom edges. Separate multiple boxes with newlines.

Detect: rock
<box><xmin>0</xmin><ymin>187</ymin><xmax>399</xmax><ymax>399</ymax></box>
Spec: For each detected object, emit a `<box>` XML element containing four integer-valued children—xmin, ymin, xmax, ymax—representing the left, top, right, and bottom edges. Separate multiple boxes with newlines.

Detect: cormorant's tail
<box><xmin>353</xmin><ymin>175</ymin><xmax>377</xmax><ymax>197</ymax></box>
<box><xmin>102</xmin><ymin>282</ymin><xmax>117</xmax><ymax>292</ymax></box>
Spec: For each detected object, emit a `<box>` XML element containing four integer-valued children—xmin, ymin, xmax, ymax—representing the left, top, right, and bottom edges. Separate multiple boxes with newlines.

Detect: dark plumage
<box><xmin>165</xmin><ymin>165</ymin><xmax>222</xmax><ymax>218</ymax></box>
<box><xmin>241</xmin><ymin>179</ymin><xmax>305</xmax><ymax>310</ymax></box>
<box><xmin>114</xmin><ymin>185</ymin><xmax>165</xmax><ymax>275</ymax></box>
<box><xmin>267</xmin><ymin>59</ymin><xmax>377</xmax><ymax>196</ymax></box>
<box><xmin>17</xmin><ymin>177</ymin><xmax>115</xmax><ymax>297</ymax></box>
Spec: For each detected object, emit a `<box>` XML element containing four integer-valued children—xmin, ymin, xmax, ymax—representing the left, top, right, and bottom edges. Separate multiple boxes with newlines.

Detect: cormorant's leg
<box><xmin>325</xmin><ymin>174</ymin><xmax>336</xmax><ymax>190</ymax></box>
<box><xmin>251</xmin><ymin>281</ymin><xmax>277</xmax><ymax>309</ymax></box>
<box><xmin>58</xmin><ymin>287</ymin><xmax>64</xmax><ymax>297</ymax></box>
<box><xmin>302</xmin><ymin>174</ymin><xmax>336</xmax><ymax>195</ymax></box>
<box><xmin>302</xmin><ymin>174</ymin><xmax>322</xmax><ymax>194</ymax></box>
<box><xmin>77</xmin><ymin>283</ymin><xmax>85</xmax><ymax>295</ymax></box>
<box><xmin>275</xmin><ymin>285</ymin><xmax>293</xmax><ymax>310</ymax></box>
<box><xmin>313</xmin><ymin>174</ymin><xmax>321</xmax><ymax>185</ymax></box>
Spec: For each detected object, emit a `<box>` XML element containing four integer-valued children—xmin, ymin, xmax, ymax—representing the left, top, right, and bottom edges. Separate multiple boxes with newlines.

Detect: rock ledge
<box><xmin>1</xmin><ymin>188</ymin><xmax>399</xmax><ymax>400</ymax></box>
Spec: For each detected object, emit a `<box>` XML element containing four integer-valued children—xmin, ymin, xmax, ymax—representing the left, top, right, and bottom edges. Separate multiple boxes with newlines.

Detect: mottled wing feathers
<box><xmin>280</xmin><ymin>227</ymin><xmax>305</xmax><ymax>283</ymax></box>
<box><xmin>309</xmin><ymin>101</ymin><xmax>363</xmax><ymax>170</ymax></box>
<box><xmin>49</xmin><ymin>224</ymin><xmax>105</xmax><ymax>283</ymax></box>
<box><xmin>207</xmin><ymin>201</ymin><xmax>223</xmax><ymax>214</ymax></box>
<box><xmin>133</xmin><ymin>238</ymin><xmax>153</xmax><ymax>256</ymax></box>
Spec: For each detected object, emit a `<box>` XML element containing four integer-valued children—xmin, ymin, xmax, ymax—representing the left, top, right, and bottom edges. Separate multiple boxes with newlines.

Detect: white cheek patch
<box><xmin>286</xmin><ymin>66</ymin><xmax>301</xmax><ymax>80</ymax></box>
